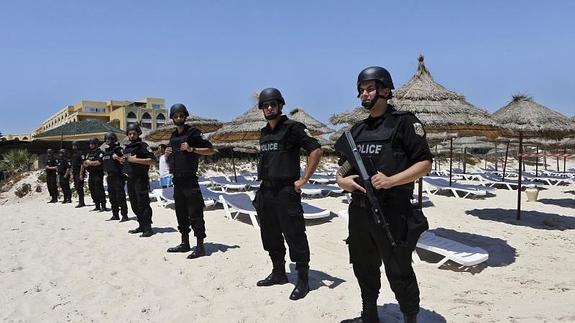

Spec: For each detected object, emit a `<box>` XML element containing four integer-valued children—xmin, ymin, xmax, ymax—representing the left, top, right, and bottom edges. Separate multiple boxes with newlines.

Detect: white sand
<box><xmin>1</xmin><ymin>167</ymin><xmax>574</xmax><ymax>322</ymax></box>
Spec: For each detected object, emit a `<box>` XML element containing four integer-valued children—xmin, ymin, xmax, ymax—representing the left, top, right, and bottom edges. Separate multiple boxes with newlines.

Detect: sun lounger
<box><xmin>423</xmin><ymin>177</ymin><xmax>495</xmax><ymax>198</ymax></box>
<box><xmin>218</xmin><ymin>192</ymin><xmax>331</xmax><ymax>228</ymax></box>
<box><xmin>152</xmin><ymin>186</ymin><xmax>216</xmax><ymax>208</ymax></box>
<box><xmin>209</xmin><ymin>176</ymin><xmax>248</xmax><ymax>191</ymax></box>
<box><xmin>301</xmin><ymin>183</ymin><xmax>343</xmax><ymax>196</ymax></box>
<box><xmin>230</xmin><ymin>175</ymin><xmax>260</xmax><ymax>189</ymax></box>
<box><xmin>308</xmin><ymin>174</ymin><xmax>335</xmax><ymax>184</ymax></box>
<box><xmin>477</xmin><ymin>173</ymin><xmax>536</xmax><ymax>190</ymax></box>
<box><xmin>417</xmin><ymin>231</ymin><xmax>489</xmax><ymax>268</ymax></box>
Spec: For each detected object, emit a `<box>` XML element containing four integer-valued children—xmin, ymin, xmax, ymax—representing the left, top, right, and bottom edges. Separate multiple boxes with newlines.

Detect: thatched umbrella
<box><xmin>143</xmin><ymin>115</ymin><xmax>223</xmax><ymax>142</ymax></box>
<box><xmin>288</xmin><ymin>108</ymin><xmax>334</xmax><ymax>136</ymax></box>
<box><xmin>493</xmin><ymin>94</ymin><xmax>575</xmax><ymax>219</ymax></box>
<box><xmin>329</xmin><ymin>107</ymin><xmax>369</xmax><ymax>127</ymax></box>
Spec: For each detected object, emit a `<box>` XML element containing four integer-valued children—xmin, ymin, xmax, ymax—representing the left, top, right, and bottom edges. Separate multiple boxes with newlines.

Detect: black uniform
<box><xmin>254</xmin><ymin>115</ymin><xmax>321</xmax><ymax>273</ymax></box>
<box><xmin>85</xmin><ymin>148</ymin><xmax>107</xmax><ymax>209</ymax></box>
<box><xmin>56</xmin><ymin>156</ymin><xmax>72</xmax><ymax>203</ymax></box>
<box><xmin>71</xmin><ymin>149</ymin><xmax>86</xmax><ymax>206</ymax></box>
<box><xmin>103</xmin><ymin>143</ymin><xmax>128</xmax><ymax>219</ymax></box>
<box><xmin>341</xmin><ymin>106</ymin><xmax>433</xmax><ymax>318</ymax></box>
<box><xmin>46</xmin><ymin>155</ymin><xmax>59</xmax><ymax>202</ymax></box>
<box><xmin>167</xmin><ymin>124</ymin><xmax>212</xmax><ymax>239</ymax></box>
<box><xmin>123</xmin><ymin>139</ymin><xmax>155</xmax><ymax>230</ymax></box>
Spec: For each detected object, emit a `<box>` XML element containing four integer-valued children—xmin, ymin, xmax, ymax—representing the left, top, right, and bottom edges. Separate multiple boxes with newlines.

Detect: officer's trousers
<box><xmin>73</xmin><ymin>173</ymin><xmax>85</xmax><ymax>204</ymax></box>
<box><xmin>347</xmin><ymin>196</ymin><xmax>420</xmax><ymax>316</ymax></box>
<box><xmin>255</xmin><ymin>185</ymin><xmax>310</xmax><ymax>267</ymax></box>
<box><xmin>127</xmin><ymin>175</ymin><xmax>152</xmax><ymax>227</ymax></box>
<box><xmin>58</xmin><ymin>174</ymin><xmax>71</xmax><ymax>201</ymax></box>
<box><xmin>106</xmin><ymin>174</ymin><xmax>128</xmax><ymax>216</ymax></box>
<box><xmin>46</xmin><ymin>173</ymin><xmax>58</xmax><ymax>200</ymax></box>
<box><xmin>173</xmin><ymin>176</ymin><xmax>206</xmax><ymax>239</ymax></box>
<box><xmin>88</xmin><ymin>172</ymin><xmax>106</xmax><ymax>205</ymax></box>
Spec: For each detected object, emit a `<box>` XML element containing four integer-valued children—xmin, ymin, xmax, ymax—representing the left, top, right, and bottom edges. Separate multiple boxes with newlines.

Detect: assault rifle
<box><xmin>334</xmin><ymin>130</ymin><xmax>396</xmax><ymax>247</ymax></box>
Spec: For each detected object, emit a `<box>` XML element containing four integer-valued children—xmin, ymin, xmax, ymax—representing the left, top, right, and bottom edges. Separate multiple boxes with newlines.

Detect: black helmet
<box><xmin>89</xmin><ymin>138</ymin><xmax>100</xmax><ymax>146</ymax></box>
<box><xmin>126</xmin><ymin>123</ymin><xmax>142</xmax><ymax>135</ymax></box>
<box><xmin>46</xmin><ymin>148</ymin><xmax>54</xmax><ymax>154</ymax></box>
<box><xmin>357</xmin><ymin>66</ymin><xmax>395</xmax><ymax>93</ymax></box>
<box><xmin>104</xmin><ymin>132</ymin><xmax>118</xmax><ymax>142</ymax></box>
<box><xmin>169</xmin><ymin>103</ymin><xmax>189</xmax><ymax>119</ymax></box>
<box><xmin>258</xmin><ymin>88</ymin><xmax>285</xmax><ymax>109</ymax></box>
<box><xmin>59</xmin><ymin>148</ymin><xmax>67</xmax><ymax>155</ymax></box>
<box><xmin>72</xmin><ymin>140</ymin><xmax>80</xmax><ymax>147</ymax></box>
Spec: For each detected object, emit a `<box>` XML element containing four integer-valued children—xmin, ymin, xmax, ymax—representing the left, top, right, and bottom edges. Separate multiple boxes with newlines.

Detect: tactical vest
<box><xmin>351</xmin><ymin>109</ymin><xmax>413</xmax><ymax>190</ymax></box>
<box><xmin>102</xmin><ymin>144</ymin><xmax>123</xmax><ymax>174</ymax></box>
<box><xmin>85</xmin><ymin>149</ymin><xmax>104</xmax><ymax>174</ymax></box>
<box><xmin>258</xmin><ymin>119</ymin><xmax>301</xmax><ymax>181</ymax></box>
<box><xmin>46</xmin><ymin>157</ymin><xmax>58</xmax><ymax>175</ymax></box>
<box><xmin>122</xmin><ymin>141</ymin><xmax>150</xmax><ymax>177</ymax></box>
<box><xmin>71</xmin><ymin>151</ymin><xmax>84</xmax><ymax>174</ymax></box>
<box><xmin>168</xmin><ymin>126</ymin><xmax>201</xmax><ymax>177</ymax></box>
<box><xmin>56</xmin><ymin>158</ymin><xmax>70</xmax><ymax>175</ymax></box>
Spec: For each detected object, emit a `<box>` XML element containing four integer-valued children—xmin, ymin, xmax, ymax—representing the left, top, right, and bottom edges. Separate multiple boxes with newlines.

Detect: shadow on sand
<box><xmin>465</xmin><ymin>208</ymin><xmax>575</xmax><ymax>231</ymax></box>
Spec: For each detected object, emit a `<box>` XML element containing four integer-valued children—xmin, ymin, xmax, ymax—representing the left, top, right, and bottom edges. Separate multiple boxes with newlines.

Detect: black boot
<box><xmin>107</xmin><ymin>213</ymin><xmax>120</xmax><ymax>221</ymax></box>
<box><xmin>91</xmin><ymin>203</ymin><xmax>101</xmax><ymax>211</ymax></box>
<box><xmin>100</xmin><ymin>202</ymin><xmax>109</xmax><ymax>212</ymax></box>
<box><xmin>119</xmin><ymin>214</ymin><xmax>129</xmax><ymax>222</ymax></box>
<box><xmin>75</xmin><ymin>199</ymin><xmax>85</xmax><ymax>208</ymax></box>
<box><xmin>140</xmin><ymin>224</ymin><xmax>155</xmax><ymax>237</ymax></box>
<box><xmin>340</xmin><ymin>299</ymin><xmax>379</xmax><ymax>323</ymax></box>
<box><xmin>289</xmin><ymin>267</ymin><xmax>310</xmax><ymax>300</ymax></box>
<box><xmin>168</xmin><ymin>234</ymin><xmax>191</xmax><ymax>253</ymax></box>
<box><xmin>48</xmin><ymin>198</ymin><xmax>57</xmax><ymax>203</ymax></box>
<box><xmin>403</xmin><ymin>313</ymin><xmax>417</xmax><ymax>323</ymax></box>
<box><xmin>128</xmin><ymin>225</ymin><xmax>143</xmax><ymax>234</ymax></box>
<box><xmin>187</xmin><ymin>238</ymin><xmax>206</xmax><ymax>259</ymax></box>
<box><xmin>257</xmin><ymin>261</ymin><xmax>288</xmax><ymax>286</ymax></box>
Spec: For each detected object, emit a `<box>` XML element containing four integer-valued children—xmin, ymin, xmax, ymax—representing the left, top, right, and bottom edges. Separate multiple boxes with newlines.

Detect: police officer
<box><xmin>71</xmin><ymin>141</ymin><xmax>86</xmax><ymax>208</ymax></box>
<box><xmin>56</xmin><ymin>148</ymin><xmax>72</xmax><ymax>203</ymax></box>
<box><xmin>45</xmin><ymin>148</ymin><xmax>59</xmax><ymax>203</ymax></box>
<box><xmin>83</xmin><ymin>138</ymin><xmax>108</xmax><ymax>212</ymax></box>
<box><xmin>253</xmin><ymin>88</ymin><xmax>322</xmax><ymax>301</ymax></box>
<box><xmin>165</xmin><ymin>104</ymin><xmax>215</xmax><ymax>259</ymax></box>
<box><xmin>102</xmin><ymin>132</ymin><xmax>129</xmax><ymax>222</ymax></box>
<box><xmin>336</xmin><ymin>67</ymin><xmax>433</xmax><ymax>323</ymax></box>
<box><xmin>121</xmin><ymin>124</ymin><xmax>156</xmax><ymax>237</ymax></box>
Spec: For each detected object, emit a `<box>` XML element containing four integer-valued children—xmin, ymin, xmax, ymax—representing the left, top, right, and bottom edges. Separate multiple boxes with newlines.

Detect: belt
<box><xmin>261</xmin><ymin>179</ymin><xmax>295</xmax><ymax>188</ymax></box>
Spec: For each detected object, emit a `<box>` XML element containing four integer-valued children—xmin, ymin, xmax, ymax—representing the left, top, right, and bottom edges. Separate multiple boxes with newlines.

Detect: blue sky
<box><xmin>1</xmin><ymin>0</ymin><xmax>573</xmax><ymax>134</ymax></box>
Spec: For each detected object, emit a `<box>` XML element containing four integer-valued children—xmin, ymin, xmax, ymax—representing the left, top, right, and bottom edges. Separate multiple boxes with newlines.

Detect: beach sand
<box><xmin>1</xmin><ymin>170</ymin><xmax>574</xmax><ymax>322</ymax></box>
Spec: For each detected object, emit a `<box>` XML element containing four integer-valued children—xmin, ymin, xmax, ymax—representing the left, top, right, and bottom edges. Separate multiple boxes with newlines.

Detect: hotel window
<box><xmin>156</xmin><ymin>113</ymin><xmax>166</xmax><ymax>126</ymax></box>
<box><xmin>152</xmin><ymin>104</ymin><xmax>162</xmax><ymax>110</ymax></box>
<box><xmin>141</xmin><ymin>112</ymin><xmax>152</xmax><ymax>129</ymax></box>
<box><xmin>126</xmin><ymin>111</ymin><xmax>137</xmax><ymax>123</ymax></box>
<box><xmin>84</xmin><ymin>106</ymin><xmax>105</xmax><ymax>113</ymax></box>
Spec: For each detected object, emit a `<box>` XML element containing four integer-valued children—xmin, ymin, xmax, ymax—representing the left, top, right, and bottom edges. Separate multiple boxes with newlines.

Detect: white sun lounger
<box><xmin>152</xmin><ymin>186</ymin><xmax>216</xmax><ymax>208</ymax></box>
<box><xmin>417</xmin><ymin>231</ymin><xmax>489</xmax><ymax>267</ymax></box>
<box><xmin>423</xmin><ymin>177</ymin><xmax>495</xmax><ymax>198</ymax></box>
<box><xmin>218</xmin><ymin>193</ymin><xmax>331</xmax><ymax>229</ymax></box>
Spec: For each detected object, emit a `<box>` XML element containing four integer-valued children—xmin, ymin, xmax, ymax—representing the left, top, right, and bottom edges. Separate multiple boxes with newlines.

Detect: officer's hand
<box><xmin>371</xmin><ymin>171</ymin><xmax>395</xmax><ymax>190</ymax></box>
<box><xmin>112</xmin><ymin>155</ymin><xmax>122</xmax><ymax>162</ymax></box>
<box><xmin>165</xmin><ymin>146</ymin><xmax>172</xmax><ymax>156</ymax></box>
<box><xmin>294</xmin><ymin>178</ymin><xmax>307</xmax><ymax>193</ymax></box>
<box><xmin>79</xmin><ymin>175</ymin><xmax>84</xmax><ymax>181</ymax></box>
<box><xmin>337</xmin><ymin>175</ymin><xmax>366</xmax><ymax>193</ymax></box>
<box><xmin>180</xmin><ymin>142</ymin><xmax>191</xmax><ymax>152</ymax></box>
<box><xmin>127</xmin><ymin>155</ymin><xmax>137</xmax><ymax>163</ymax></box>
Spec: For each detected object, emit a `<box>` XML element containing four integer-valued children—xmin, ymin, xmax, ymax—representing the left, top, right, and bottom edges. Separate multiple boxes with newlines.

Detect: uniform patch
<box><xmin>201</xmin><ymin>133</ymin><xmax>208</xmax><ymax>140</ymax></box>
<box><xmin>304</xmin><ymin>128</ymin><xmax>311</xmax><ymax>136</ymax></box>
<box><xmin>413</xmin><ymin>123</ymin><xmax>425</xmax><ymax>137</ymax></box>
<box><xmin>147</xmin><ymin>146</ymin><xmax>153</xmax><ymax>152</ymax></box>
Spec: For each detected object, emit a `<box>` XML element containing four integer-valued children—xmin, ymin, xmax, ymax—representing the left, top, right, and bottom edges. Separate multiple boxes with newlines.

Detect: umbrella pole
<box><xmin>535</xmin><ymin>145</ymin><xmax>539</xmax><ymax>177</ymax></box>
<box><xmin>449</xmin><ymin>137</ymin><xmax>453</xmax><ymax>186</ymax></box>
<box><xmin>231</xmin><ymin>148</ymin><xmax>237</xmax><ymax>182</ymax></box>
<box><xmin>502</xmin><ymin>141</ymin><xmax>510</xmax><ymax>181</ymax></box>
<box><xmin>543</xmin><ymin>150</ymin><xmax>547</xmax><ymax>171</ymax></box>
<box><xmin>557</xmin><ymin>155</ymin><xmax>560</xmax><ymax>172</ymax></box>
<box><xmin>484</xmin><ymin>153</ymin><xmax>487</xmax><ymax>169</ymax></box>
<box><xmin>463</xmin><ymin>147</ymin><xmax>467</xmax><ymax>174</ymax></box>
<box><xmin>517</xmin><ymin>133</ymin><xmax>523</xmax><ymax>220</ymax></box>
<box><xmin>563</xmin><ymin>148</ymin><xmax>567</xmax><ymax>173</ymax></box>
<box><xmin>494</xmin><ymin>142</ymin><xmax>498</xmax><ymax>171</ymax></box>
<box><xmin>434</xmin><ymin>145</ymin><xmax>438</xmax><ymax>171</ymax></box>
<box><xmin>418</xmin><ymin>177</ymin><xmax>423</xmax><ymax>209</ymax></box>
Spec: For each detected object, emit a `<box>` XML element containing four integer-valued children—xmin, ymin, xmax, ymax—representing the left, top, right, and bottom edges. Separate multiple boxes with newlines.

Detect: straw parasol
<box><xmin>288</xmin><ymin>108</ymin><xmax>334</xmax><ymax>136</ymax></box>
<box><xmin>143</xmin><ymin>114</ymin><xmax>223</xmax><ymax>142</ymax></box>
<box><xmin>493</xmin><ymin>94</ymin><xmax>575</xmax><ymax>219</ymax></box>
<box><xmin>329</xmin><ymin>107</ymin><xmax>369</xmax><ymax>127</ymax></box>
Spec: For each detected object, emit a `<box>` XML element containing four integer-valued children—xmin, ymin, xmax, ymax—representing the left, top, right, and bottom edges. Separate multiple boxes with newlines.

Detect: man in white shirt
<box><xmin>158</xmin><ymin>144</ymin><xmax>172</xmax><ymax>187</ymax></box>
